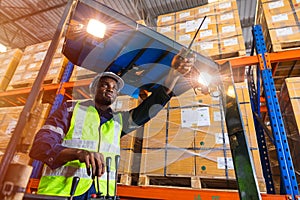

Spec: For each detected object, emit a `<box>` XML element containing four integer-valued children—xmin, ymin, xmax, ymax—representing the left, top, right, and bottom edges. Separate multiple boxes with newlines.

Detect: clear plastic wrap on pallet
<box><xmin>138</xmin><ymin>83</ymin><xmax>265</xmax><ymax>190</ymax></box>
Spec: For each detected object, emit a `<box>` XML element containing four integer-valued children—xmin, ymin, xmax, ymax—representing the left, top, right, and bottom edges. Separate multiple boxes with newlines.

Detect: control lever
<box><xmin>106</xmin><ymin>157</ymin><xmax>112</xmax><ymax>199</ymax></box>
<box><xmin>95</xmin><ymin>175</ymin><xmax>104</xmax><ymax>199</ymax></box>
<box><xmin>114</xmin><ymin>155</ymin><xmax>120</xmax><ymax>200</ymax></box>
<box><xmin>69</xmin><ymin>176</ymin><xmax>80</xmax><ymax>200</ymax></box>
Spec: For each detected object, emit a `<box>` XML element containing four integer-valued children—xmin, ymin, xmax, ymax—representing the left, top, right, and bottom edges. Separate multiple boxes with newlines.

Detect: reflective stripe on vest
<box><xmin>38</xmin><ymin>101</ymin><xmax>122</xmax><ymax>197</ymax></box>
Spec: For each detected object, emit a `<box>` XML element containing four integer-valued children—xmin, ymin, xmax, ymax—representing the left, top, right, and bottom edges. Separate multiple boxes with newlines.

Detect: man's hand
<box><xmin>171</xmin><ymin>49</ymin><xmax>195</xmax><ymax>76</ymax></box>
<box><xmin>76</xmin><ymin>149</ymin><xmax>105</xmax><ymax>178</ymax></box>
<box><xmin>55</xmin><ymin>148</ymin><xmax>105</xmax><ymax>178</ymax></box>
<box><xmin>164</xmin><ymin>49</ymin><xmax>195</xmax><ymax>94</ymax></box>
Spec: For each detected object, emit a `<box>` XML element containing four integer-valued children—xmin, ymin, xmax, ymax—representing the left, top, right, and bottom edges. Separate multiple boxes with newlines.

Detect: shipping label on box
<box><xmin>223</xmin><ymin>37</ymin><xmax>238</xmax><ymax>47</ymax></box>
<box><xmin>215</xmin><ymin>133</ymin><xmax>229</xmax><ymax>144</ymax></box>
<box><xmin>268</xmin><ymin>0</ymin><xmax>284</xmax><ymax>9</ymax></box>
<box><xmin>217</xmin><ymin>157</ymin><xmax>234</xmax><ymax>169</ymax></box>
<box><xmin>181</xmin><ymin>107</ymin><xmax>210</xmax><ymax>127</ymax></box>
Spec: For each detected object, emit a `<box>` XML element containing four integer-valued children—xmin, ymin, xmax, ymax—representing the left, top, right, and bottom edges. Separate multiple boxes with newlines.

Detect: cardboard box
<box><xmin>194</xmin><ymin>4</ymin><xmax>215</xmax><ymax>18</ymax></box>
<box><xmin>157</xmin><ymin>24</ymin><xmax>176</xmax><ymax>40</ymax></box>
<box><xmin>112</xmin><ymin>95</ymin><xmax>139</xmax><ymax>111</ymax></box>
<box><xmin>157</xmin><ymin>13</ymin><xmax>175</xmax><ymax>26</ymax></box>
<box><xmin>217</xmin><ymin>10</ymin><xmax>240</xmax><ymax>24</ymax></box>
<box><xmin>140</xmin><ymin>148</ymin><xmax>195</xmax><ymax>176</ymax></box>
<box><xmin>176</xmin><ymin>9</ymin><xmax>195</xmax><ymax>23</ymax></box>
<box><xmin>119</xmin><ymin>149</ymin><xmax>134</xmax><ymax>174</ymax></box>
<box><xmin>121</xmin><ymin>131</ymin><xmax>137</xmax><ymax>149</ymax></box>
<box><xmin>195</xmin><ymin>148</ymin><xmax>263</xmax><ymax>180</ymax></box>
<box><xmin>195</xmin><ymin>39</ymin><xmax>220</xmax><ymax>58</ymax></box>
<box><xmin>220</xmin><ymin>35</ymin><xmax>246</xmax><ymax>57</ymax></box>
<box><xmin>71</xmin><ymin>65</ymin><xmax>97</xmax><ymax>81</ymax></box>
<box><xmin>215</xmin><ymin>0</ymin><xmax>238</xmax><ymax>13</ymax></box>
<box><xmin>218</xmin><ymin>23</ymin><xmax>243</xmax><ymax>38</ymax></box>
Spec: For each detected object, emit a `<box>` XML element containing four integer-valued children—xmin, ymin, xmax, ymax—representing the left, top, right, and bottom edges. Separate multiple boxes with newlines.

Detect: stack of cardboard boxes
<box><xmin>139</xmin><ymin>82</ymin><xmax>265</xmax><ymax>190</ymax></box>
<box><xmin>8</xmin><ymin>39</ymin><xmax>68</xmax><ymax>88</ymax></box>
<box><xmin>257</xmin><ymin>0</ymin><xmax>300</xmax><ymax>52</ymax></box>
<box><xmin>157</xmin><ymin>0</ymin><xmax>245</xmax><ymax>59</ymax></box>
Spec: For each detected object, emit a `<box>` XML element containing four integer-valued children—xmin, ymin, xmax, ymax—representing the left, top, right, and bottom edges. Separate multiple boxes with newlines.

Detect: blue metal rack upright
<box><xmin>252</xmin><ymin>25</ymin><xmax>299</xmax><ymax>198</ymax></box>
<box><xmin>30</xmin><ymin>61</ymin><xmax>74</xmax><ymax>179</ymax></box>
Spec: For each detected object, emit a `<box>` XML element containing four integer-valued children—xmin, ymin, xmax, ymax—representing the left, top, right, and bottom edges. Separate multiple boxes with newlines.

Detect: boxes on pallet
<box><xmin>0</xmin><ymin>49</ymin><xmax>23</xmax><ymax>91</ymax></box>
<box><xmin>140</xmin><ymin>81</ymin><xmax>263</xmax><ymax>185</ymax></box>
<box><xmin>9</xmin><ymin>39</ymin><xmax>68</xmax><ymax>88</ymax></box>
<box><xmin>157</xmin><ymin>0</ymin><xmax>245</xmax><ymax>59</ymax></box>
<box><xmin>111</xmin><ymin>95</ymin><xmax>139</xmax><ymax>112</ymax></box>
<box><xmin>257</xmin><ymin>0</ymin><xmax>300</xmax><ymax>52</ymax></box>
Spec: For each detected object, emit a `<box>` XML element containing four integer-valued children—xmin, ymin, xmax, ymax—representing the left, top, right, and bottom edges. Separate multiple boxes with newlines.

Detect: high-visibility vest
<box><xmin>37</xmin><ymin>101</ymin><xmax>122</xmax><ymax>197</ymax></box>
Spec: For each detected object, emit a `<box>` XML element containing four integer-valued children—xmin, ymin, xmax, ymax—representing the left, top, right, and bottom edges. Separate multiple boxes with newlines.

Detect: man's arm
<box><xmin>29</xmin><ymin>102</ymin><xmax>72</xmax><ymax>169</ymax></box>
<box><xmin>121</xmin><ymin>51</ymin><xmax>194</xmax><ymax>135</ymax></box>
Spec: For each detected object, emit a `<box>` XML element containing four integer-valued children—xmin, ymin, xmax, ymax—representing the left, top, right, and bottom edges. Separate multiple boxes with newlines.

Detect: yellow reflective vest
<box><xmin>38</xmin><ymin>101</ymin><xmax>122</xmax><ymax>197</ymax></box>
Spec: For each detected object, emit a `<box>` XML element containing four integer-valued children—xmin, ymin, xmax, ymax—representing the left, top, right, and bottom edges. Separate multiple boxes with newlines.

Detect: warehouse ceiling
<box><xmin>0</xmin><ymin>0</ymin><xmax>256</xmax><ymax>51</ymax></box>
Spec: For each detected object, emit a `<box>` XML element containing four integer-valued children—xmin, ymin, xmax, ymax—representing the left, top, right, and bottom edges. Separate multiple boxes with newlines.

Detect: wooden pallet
<box><xmin>138</xmin><ymin>175</ymin><xmax>238</xmax><ymax>190</ymax></box>
<box><xmin>271</xmin><ymin>43</ymin><xmax>300</xmax><ymax>52</ymax></box>
<box><xmin>118</xmin><ymin>173</ymin><xmax>132</xmax><ymax>185</ymax></box>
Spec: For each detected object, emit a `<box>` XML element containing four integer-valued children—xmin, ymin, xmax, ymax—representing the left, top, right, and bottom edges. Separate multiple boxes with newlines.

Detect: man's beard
<box><xmin>95</xmin><ymin>95</ymin><xmax>113</xmax><ymax>106</ymax></box>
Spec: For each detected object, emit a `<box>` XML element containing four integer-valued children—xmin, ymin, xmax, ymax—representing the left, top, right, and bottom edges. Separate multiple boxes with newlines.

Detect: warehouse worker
<box><xmin>29</xmin><ymin>51</ymin><xmax>194</xmax><ymax>199</ymax></box>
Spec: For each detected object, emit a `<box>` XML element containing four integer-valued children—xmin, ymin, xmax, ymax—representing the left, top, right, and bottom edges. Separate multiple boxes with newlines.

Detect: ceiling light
<box><xmin>86</xmin><ymin>19</ymin><xmax>106</xmax><ymax>38</ymax></box>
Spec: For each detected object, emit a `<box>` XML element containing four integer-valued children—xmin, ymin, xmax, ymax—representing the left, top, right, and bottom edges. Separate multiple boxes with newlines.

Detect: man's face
<box><xmin>94</xmin><ymin>76</ymin><xmax>119</xmax><ymax>106</ymax></box>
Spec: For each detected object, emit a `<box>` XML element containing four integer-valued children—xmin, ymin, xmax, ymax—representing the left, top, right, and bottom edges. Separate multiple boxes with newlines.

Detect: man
<box><xmin>29</xmin><ymin>51</ymin><xmax>194</xmax><ymax>199</ymax></box>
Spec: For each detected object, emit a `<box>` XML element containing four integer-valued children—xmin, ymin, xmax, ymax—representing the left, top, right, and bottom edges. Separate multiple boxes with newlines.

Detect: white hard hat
<box><xmin>89</xmin><ymin>72</ymin><xmax>124</xmax><ymax>96</ymax></box>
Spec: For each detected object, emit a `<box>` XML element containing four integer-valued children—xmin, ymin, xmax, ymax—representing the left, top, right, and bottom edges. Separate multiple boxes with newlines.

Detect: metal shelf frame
<box><xmin>251</xmin><ymin>25</ymin><xmax>299</xmax><ymax>198</ymax></box>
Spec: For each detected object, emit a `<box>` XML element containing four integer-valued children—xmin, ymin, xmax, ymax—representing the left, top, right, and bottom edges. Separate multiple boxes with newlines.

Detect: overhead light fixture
<box><xmin>86</xmin><ymin>19</ymin><xmax>107</xmax><ymax>38</ymax></box>
<box><xmin>0</xmin><ymin>43</ymin><xmax>7</xmax><ymax>53</ymax></box>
